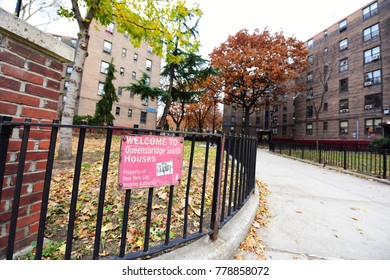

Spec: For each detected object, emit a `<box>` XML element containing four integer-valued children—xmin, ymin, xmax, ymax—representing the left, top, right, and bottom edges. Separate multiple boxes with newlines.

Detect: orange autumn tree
<box><xmin>210</xmin><ymin>28</ymin><xmax>309</xmax><ymax>134</ymax></box>
<box><xmin>185</xmin><ymin>79</ymin><xmax>222</xmax><ymax>132</ymax></box>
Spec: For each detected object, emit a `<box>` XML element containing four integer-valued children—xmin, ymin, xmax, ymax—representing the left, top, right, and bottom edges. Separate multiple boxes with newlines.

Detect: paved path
<box><xmin>256</xmin><ymin>149</ymin><xmax>390</xmax><ymax>260</ymax></box>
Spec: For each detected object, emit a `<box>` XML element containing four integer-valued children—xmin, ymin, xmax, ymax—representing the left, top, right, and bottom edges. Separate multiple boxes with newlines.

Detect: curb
<box><xmin>154</xmin><ymin>186</ymin><xmax>259</xmax><ymax>260</ymax></box>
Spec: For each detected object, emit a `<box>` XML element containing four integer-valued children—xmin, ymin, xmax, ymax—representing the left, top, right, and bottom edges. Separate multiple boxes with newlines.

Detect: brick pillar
<box><xmin>0</xmin><ymin>8</ymin><xmax>74</xmax><ymax>258</ymax></box>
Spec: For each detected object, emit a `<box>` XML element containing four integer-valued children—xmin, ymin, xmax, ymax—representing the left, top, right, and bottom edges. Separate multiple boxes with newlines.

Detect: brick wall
<box><xmin>0</xmin><ymin>8</ymin><xmax>74</xmax><ymax>258</ymax></box>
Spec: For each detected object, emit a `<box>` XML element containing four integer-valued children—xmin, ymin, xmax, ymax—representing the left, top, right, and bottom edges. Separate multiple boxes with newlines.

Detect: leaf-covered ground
<box><xmin>20</xmin><ymin>134</ymin><xmax>218</xmax><ymax>259</ymax></box>
<box><xmin>235</xmin><ymin>180</ymin><xmax>270</xmax><ymax>260</ymax></box>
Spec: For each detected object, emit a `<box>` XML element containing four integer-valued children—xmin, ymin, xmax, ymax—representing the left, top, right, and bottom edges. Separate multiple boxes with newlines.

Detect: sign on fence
<box><xmin>118</xmin><ymin>135</ymin><xmax>184</xmax><ymax>189</ymax></box>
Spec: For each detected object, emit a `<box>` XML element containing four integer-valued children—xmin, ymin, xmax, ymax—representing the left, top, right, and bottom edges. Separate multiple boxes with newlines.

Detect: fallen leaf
<box><xmin>351</xmin><ymin>217</ymin><xmax>359</xmax><ymax>221</ymax></box>
<box><xmin>350</xmin><ymin>207</ymin><xmax>360</xmax><ymax>211</ymax></box>
<box><xmin>295</xmin><ymin>209</ymin><xmax>303</xmax><ymax>214</ymax></box>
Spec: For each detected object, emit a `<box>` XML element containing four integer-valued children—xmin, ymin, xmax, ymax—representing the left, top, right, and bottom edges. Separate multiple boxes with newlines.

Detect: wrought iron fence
<box><xmin>270</xmin><ymin>141</ymin><xmax>388</xmax><ymax>180</ymax></box>
<box><xmin>0</xmin><ymin>117</ymin><xmax>257</xmax><ymax>260</ymax></box>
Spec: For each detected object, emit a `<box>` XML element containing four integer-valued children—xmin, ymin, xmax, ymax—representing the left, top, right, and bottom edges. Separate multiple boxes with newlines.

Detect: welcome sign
<box><xmin>118</xmin><ymin>135</ymin><xmax>184</xmax><ymax>189</ymax></box>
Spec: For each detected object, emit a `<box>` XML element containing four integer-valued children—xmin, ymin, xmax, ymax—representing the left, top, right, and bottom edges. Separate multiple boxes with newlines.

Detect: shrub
<box><xmin>368</xmin><ymin>137</ymin><xmax>390</xmax><ymax>152</ymax></box>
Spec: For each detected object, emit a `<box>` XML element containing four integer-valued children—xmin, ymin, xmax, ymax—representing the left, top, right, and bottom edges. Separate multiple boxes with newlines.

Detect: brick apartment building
<box><xmin>57</xmin><ymin>20</ymin><xmax>162</xmax><ymax>129</ymax></box>
<box><xmin>223</xmin><ymin>0</ymin><xmax>390</xmax><ymax>144</ymax></box>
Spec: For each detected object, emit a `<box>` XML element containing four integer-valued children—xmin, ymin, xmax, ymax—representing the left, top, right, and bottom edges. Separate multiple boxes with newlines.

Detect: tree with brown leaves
<box><xmin>210</xmin><ymin>29</ymin><xmax>309</xmax><ymax>134</ymax></box>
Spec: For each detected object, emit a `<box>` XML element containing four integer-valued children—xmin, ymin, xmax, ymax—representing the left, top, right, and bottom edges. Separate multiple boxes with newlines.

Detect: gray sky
<box><xmin>1</xmin><ymin>0</ymin><xmax>372</xmax><ymax>58</ymax></box>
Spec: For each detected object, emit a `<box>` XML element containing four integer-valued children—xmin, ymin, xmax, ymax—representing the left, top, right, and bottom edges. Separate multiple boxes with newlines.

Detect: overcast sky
<box><xmin>1</xmin><ymin>0</ymin><xmax>373</xmax><ymax>58</ymax></box>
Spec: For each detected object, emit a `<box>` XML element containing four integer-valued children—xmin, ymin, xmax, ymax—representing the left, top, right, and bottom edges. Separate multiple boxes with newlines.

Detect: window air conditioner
<box><xmin>340</xmin><ymin>109</ymin><xmax>349</xmax><ymax>113</ymax></box>
<box><xmin>372</xmin><ymin>54</ymin><xmax>380</xmax><ymax>60</ymax></box>
<box><xmin>365</xmin><ymin>104</ymin><xmax>373</xmax><ymax>110</ymax></box>
<box><xmin>364</xmin><ymin>81</ymin><xmax>372</xmax><ymax>86</ymax></box>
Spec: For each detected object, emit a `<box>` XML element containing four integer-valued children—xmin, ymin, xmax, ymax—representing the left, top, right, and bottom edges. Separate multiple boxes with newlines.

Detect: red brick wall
<box><xmin>0</xmin><ymin>34</ymin><xmax>63</xmax><ymax>258</ymax></box>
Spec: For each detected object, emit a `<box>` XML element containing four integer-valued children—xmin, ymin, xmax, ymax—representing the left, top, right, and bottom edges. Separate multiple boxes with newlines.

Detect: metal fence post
<box><xmin>210</xmin><ymin>134</ymin><xmax>225</xmax><ymax>241</ymax></box>
<box><xmin>383</xmin><ymin>148</ymin><xmax>387</xmax><ymax>179</ymax></box>
<box><xmin>343</xmin><ymin>145</ymin><xmax>347</xmax><ymax>170</ymax></box>
<box><xmin>0</xmin><ymin>116</ymin><xmax>13</xmax><ymax>203</ymax></box>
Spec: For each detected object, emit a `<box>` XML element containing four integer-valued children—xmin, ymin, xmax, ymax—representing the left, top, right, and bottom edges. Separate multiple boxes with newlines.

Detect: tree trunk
<box><xmin>58</xmin><ymin>29</ymin><xmax>89</xmax><ymax>159</ymax></box>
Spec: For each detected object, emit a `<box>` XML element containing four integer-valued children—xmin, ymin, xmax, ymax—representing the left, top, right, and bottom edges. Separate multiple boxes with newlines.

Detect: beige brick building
<box><xmin>223</xmin><ymin>0</ymin><xmax>390</xmax><ymax>144</ymax></box>
<box><xmin>58</xmin><ymin>20</ymin><xmax>162</xmax><ymax>129</ymax></box>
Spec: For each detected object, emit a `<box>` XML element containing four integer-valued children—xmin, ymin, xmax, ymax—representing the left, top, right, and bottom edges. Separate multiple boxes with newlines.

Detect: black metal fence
<box><xmin>270</xmin><ymin>141</ymin><xmax>389</xmax><ymax>180</ymax></box>
<box><xmin>0</xmin><ymin>117</ymin><xmax>257</xmax><ymax>260</ymax></box>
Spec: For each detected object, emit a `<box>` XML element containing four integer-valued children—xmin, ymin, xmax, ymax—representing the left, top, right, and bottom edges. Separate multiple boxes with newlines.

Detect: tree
<box><xmin>210</xmin><ymin>29</ymin><xmax>309</xmax><ymax>134</ymax></box>
<box><xmin>94</xmin><ymin>60</ymin><xmax>119</xmax><ymax>125</ymax></box>
<box><xmin>185</xmin><ymin>93</ymin><xmax>222</xmax><ymax>133</ymax></box>
<box><xmin>12</xmin><ymin>0</ymin><xmax>66</xmax><ymax>27</ymax></box>
<box><xmin>58</xmin><ymin>0</ymin><xmax>202</xmax><ymax>159</ymax></box>
<box><xmin>301</xmin><ymin>42</ymin><xmax>338</xmax><ymax>151</ymax></box>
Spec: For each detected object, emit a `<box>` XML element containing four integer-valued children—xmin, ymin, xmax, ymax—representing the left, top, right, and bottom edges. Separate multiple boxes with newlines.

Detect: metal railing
<box><xmin>0</xmin><ymin>117</ymin><xmax>257</xmax><ymax>260</ymax></box>
<box><xmin>270</xmin><ymin>141</ymin><xmax>388</xmax><ymax>180</ymax></box>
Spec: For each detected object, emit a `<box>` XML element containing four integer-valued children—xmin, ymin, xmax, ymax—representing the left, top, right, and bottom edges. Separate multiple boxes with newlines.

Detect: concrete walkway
<box><xmin>256</xmin><ymin>149</ymin><xmax>390</xmax><ymax>260</ymax></box>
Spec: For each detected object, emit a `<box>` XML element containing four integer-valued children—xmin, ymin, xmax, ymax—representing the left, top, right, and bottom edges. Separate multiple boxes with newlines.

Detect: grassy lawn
<box><xmin>276</xmin><ymin>146</ymin><xmax>389</xmax><ymax>178</ymax></box>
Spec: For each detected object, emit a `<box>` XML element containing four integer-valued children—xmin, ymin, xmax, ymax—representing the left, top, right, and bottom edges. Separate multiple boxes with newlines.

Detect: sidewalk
<box><xmin>256</xmin><ymin>149</ymin><xmax>390</xmax><ymax>260</ymax></box>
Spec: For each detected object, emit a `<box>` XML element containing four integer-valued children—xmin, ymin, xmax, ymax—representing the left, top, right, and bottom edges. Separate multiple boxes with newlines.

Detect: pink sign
<box><xmin>118</xmin><ymin>135</ymin><xmax>184</xmax><ymax>189</ymax></box>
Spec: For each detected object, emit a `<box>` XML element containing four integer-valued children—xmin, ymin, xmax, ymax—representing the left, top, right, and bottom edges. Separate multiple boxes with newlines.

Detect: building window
<box><xmin>118</xmin><ymin>87</ymin><xmax>123</xmax><ymax>96</ymax></box>
<box><xmin>339</xmin><ymin>78</ymin><xmax>349</xmax><ymax>92</ymax></box>
<box><xmin>140</xmin><ymin>111</ymin><xmax>147</xmax><ymax>124</ymax></box>
<box><xmin>323</xmin><ymin>122</ymin><xmax>328</xmax><ymax>132</ymax></box>
<box><xmin>324</xmin><ymin>47</ymin><xmax>328</xmax><ymax>55</ymax></box>
<box><xmin>128</xmin><ymin>109</ymin><xmax>132</xmax><ymax>118</ymax></box>
<box><xmin>308</xmin><ymin>55</ymin><xmax>314</xmax><ymax>64</ymax></box>
<box><xmin>282</xmin><ymin>126</ymin><xmax>287</xmax><ymax>136</ymax></box>
<box><xmin>339</xmin><ymin>99</ymin><xmax>349</xmax><ymax>114</ymax></box>
<box><xmin>120</xmin><ymin>67</ymin><xmax>125</xmax><ymax>76</ymax></box>
<box><xmin>98</xmin><ymin>82</ymin><xmax>105</xmax><ymax>96</ymax></box>
<box><xmin>100</xmin><ymin>61</ymin><xmax>109</xmax><ymax>74</ymax></box>
<box><xmin>307</xmin><ymin>89</ymin><xmax>313</xmax><ymax>100</ymax></box>
<box><xmin>307</xmin><ymin>72</ymin><xmax>313</xmax><ymax>82</ymax></box>
<box><xmin>53</xmin><ymin>35</ymin><xmax>62</xmax><ymax>41</ymax></box>
<box><xmin>272</xmin><ymin>128</ymin><xmax>278</xmax><ymax>135</ymax></box>
<box><xmin>365</xmin><ymin>118</ymin><xmax>382</xmax><ymax>135</ymax></box>
<box><xmin>282</xmin><ymin>114</ymin><xmax>287</xmax><ymax>123</ymax></box>
<box><xmin>103</xmin><ymin>40</ymin><xmax>112</xmax><ymax>54</ymax></box>
<box><xmin>363</xmin><ymin>2</ymin><xmax>378</xmax><ymax>21</ymax></box>
<box><xmin>66</xmin><ymin>66</ymin><xmax>73</xmax><ymax>75</ymax></box>
<box><xmin>339</xmin><ymin>19</ymin><xmax>347</xmax><ymax>32</ymax></box>
<box><xmin>231</xmin><ymin>106</ymin><xmax>236</xmax><ymax>114</ymax></box>
<box><xmin>147</xmin><ymin>45</ymin><xmax>153</xmax><ymax>54</ymax></box>
<box><xmin>364</xmin><ymin>46</ymin><xmax>380</xmax><ymax>64</ymax></box>
<box><xmin>324</xmin><ymin>30</ymin><xmax>328</xmax><ymax>37</ymax></box>
<box><xmin>307</xmin><ymin>39</ymin><xmax>313</xmax><ymax>49</ymax></box>
<box><xmin>306</xmin><ymin>105</ymin><xmax>313</xmax><ymax>118</ymax></box>
<box><xmin>255</xmin><ymin>116</ymin><xmax>260</xmax><ymax>125</ymax></box>
<box><xmin>146</xmin><ymin>59</ymin><xmax>152</xmax><ymax>71</ymax></box>
<box><xmin>64</xmin><ymin>81</ymin><xmax>69</xmax><ymax>90</ymax></box>
<box><xmin>306</xmin><ymin>123</ymin><xmax>313</xmax><ymax>135</ymax></box>
<box><xmin>273</xmin><ymin>105</ymin><xmax>279</xmax><ymax>112</ymax></box>
<box><xmin>340</xmin><ymin>121</ymin><xmax>349</xmax><ymax>135</ymax></box>
<box><xmin>339</xmin><ymin>58</ymin><xmax>348</xmax><ymax>72</ymax></box>
<box><xmin>364</xmin><ymin>93</ymin><xmax>382</xmax><ymax>110</ymax></box>
<box><xmin>70</xmin><ymin>39</ymin><xmax>77</xmax><ymax>48</ymax></box>
<box><xmin>141</xmin><ymin>97</ymin><xmax>148</xmax><ymax>106</ymax></box>
<box><xmin>106</xmin><ymin>22</ymin><xmax>115</xmax><ymax>34</ymax></box>
<box><xmin>145</xmin><ymin>76</ymin><xmax>151</xmax><ymax>85</ymax></box>
<box><xmin>363</xmin><ymin>23</ymin><xmax>379</xmax><ymax>42</ymax></box>
<box><xmin>115</xmin><ymin>106</ymin><xmax>120</xmax><ymax>116</ymax></box>
<box><xmin>364</xmin><ymin>69</ymin><xmax>381</xmax><ymax>86</ymax></box>
<box><xmin>134</xmin><ymin>53</ymin><xmax>138</xmax><ymax>61</ymax></box>
<box><xmin>122</xmin><ymin>48</ymin><xmax>127</xmax><ymax>57</ymax></box>
<box><xmin>339</xmin><ymin>38</ymin><xmax>348</xmax><ymax>51</ymax></box>
<box><xmin>132</xmin><ymin>71</ymin><xmax>136</xmax><ymax>80</ymax></box>
<box><xmin>231</xmin><ymin>116</ymin><xmax>236</xmax><ymax>123</ymax></box>
<box><xmin>323</xmin><ymin>102</ymin><xmax>328</xmax><ymax>111</ymax></box>
<box><xmin>283</xmin><ymin>102</ymin><xmax>287</xmax><ymax>111</ymax></box>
